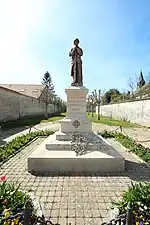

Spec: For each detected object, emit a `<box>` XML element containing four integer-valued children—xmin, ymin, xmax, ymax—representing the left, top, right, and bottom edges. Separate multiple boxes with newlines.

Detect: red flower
<box><xmin>0</xmin><ymin>175</ymin><xmax>7</xmax><ymax>181</ymax></box>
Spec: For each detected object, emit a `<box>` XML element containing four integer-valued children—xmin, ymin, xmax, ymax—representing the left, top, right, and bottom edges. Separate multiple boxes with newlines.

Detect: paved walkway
<box><xmin>0</xmin><ymin>136</ymin><xmax>150</xmax><ymax>225</ymax></box>
<box><xmin>0</xmin><ymin>121</ymin><xmax>60</xmax><ymax>144</ymax></box>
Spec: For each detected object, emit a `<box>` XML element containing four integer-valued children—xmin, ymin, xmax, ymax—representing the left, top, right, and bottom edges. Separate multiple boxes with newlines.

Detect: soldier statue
<box><xmin>69</xmin><ymin>38</ymin><xmax>83</xmax><ymax>86</ymax></box>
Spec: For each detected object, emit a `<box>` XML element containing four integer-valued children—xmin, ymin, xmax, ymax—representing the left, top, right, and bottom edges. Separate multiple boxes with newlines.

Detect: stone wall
<box><xmin>0</xmin><ymin>86</ymin><xmax>57</xmax><ymax>121</ymax></box>
<box><xmin>96</xmin><ymin>99</ymin><xmax>150</xmax><ymax>126</ymax></box>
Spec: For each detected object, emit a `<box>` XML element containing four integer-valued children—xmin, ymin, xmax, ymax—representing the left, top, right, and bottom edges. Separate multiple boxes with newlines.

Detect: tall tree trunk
<box><xmin>88</xmin><ymin>104</ymin><xmax>90</xmax><ymax>115</ymax></box>
<box><xmin>98</xmin><ymin>104</ymin><xmax>100</xmax><ymax>120</ymax></box>
<box><xmin>92</xmin><ymin>101</ymin><xmax>94</xmax><ymax>117</ymax></box>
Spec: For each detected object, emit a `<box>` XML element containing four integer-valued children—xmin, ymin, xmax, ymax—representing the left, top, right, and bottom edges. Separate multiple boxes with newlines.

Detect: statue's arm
<box><xmin>77</xmin><ymin>47</ymin><xmax>83</xmax><ymax>56</ymax></box>
<box><xmin>69</xmin><ymin>48</ymin><xmax>75</xmax><ymax>57</ymax></box>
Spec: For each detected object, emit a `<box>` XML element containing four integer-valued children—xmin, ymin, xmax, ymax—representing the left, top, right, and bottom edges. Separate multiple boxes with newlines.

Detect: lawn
<box><xmin>1</xmin><ymin>112</ymin><xmax>140</xmax><ymax>129</ymax></box>
<box><xmin>87</xmin><ymin>113</ymin><xmax>140</xmax><ymax>128</ymax></box>
<box><xmin>0</xmin><ymin>113</ymin><xmax>66</xmax><ymax>129</ymax></box>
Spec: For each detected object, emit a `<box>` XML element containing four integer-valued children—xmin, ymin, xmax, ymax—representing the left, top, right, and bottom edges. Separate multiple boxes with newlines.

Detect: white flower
<box><xmin>108</xmin><ymin>208</ymin><xmax>119</xmax><ymax>219</ymax></box>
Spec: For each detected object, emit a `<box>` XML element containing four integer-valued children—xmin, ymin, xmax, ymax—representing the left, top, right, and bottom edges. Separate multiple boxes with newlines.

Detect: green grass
<box><xmin>87</xmin><ymin>113</ymin><xmax>140</xmax><ymax>128</ymax></box>
<box><xmin>1</xmin><ymin>112</ymin><xmax>140</xmax><ymax>129</ymax></box>
<box><xmin>0</xmin><ymin>113</ymin><xmax>66</xmax><ymax>130</ymax></box>
<box><xmin>41</xmin><ymin>113</ymin><xmax>65</xmax><ymax>123</ymax></box>
<box><xmin>41</xmin><ymin>116</ymin><xmax>63</xmax><ymax>123</ymax></box>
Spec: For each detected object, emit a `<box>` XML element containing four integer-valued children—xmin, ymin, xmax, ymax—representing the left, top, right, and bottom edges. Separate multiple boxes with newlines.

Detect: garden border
<box><xmin>0</xmin><ymin>130</ymin><xmax>54</xmax><ymax>167</ymax></box>
<box><xmin>99</xmin><ymin>130</ymin><xmax>150</xmax><ymax>166</ymax></box>
<box><xmin>0</xmin><ymin>137</ymin><xmax>40</xmax><ymax>167</ymax></box>
<box><xmin>111</xmin><ymin>138</ymin><xmax>150</xmax><ymax>168</ymax></box>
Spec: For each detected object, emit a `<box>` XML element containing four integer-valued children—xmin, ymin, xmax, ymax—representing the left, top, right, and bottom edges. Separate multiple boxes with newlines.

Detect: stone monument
<box><xmin>28</xmin><ymin>39</ymin><xmax>125</xmax><ymax>173</ymax></box>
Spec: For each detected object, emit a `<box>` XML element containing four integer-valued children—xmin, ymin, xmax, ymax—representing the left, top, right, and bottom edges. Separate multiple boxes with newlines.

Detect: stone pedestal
<box><xmin>60</xmin><ymin>86</ymin><xmax>92</xmax><ymax>134</ymax></box>
<box><xmin>28</xmin><ymin>86</ymin><xmax>125</xmax><ymax>173</ymax></box>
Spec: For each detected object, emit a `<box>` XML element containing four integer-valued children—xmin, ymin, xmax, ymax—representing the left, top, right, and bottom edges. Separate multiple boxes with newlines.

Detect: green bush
<box><xmin>0</xmin><ymin>179</ymin><xmax>29</xmax><ymax>213</ymax></box>
<box><xmin>100</xmin><ymin>130</ymin><xmax>150</xmax><ymax>165</ymax></box>
<box><xmin>0</xmin><ymin>130</ymin><xmax>54</xmax><ymax>163</ymax></box>
<box><xmin>99</xmin><ymin>130</ymin><xmax>115</xmax><ymax>138</ymax></box>
<box><xmin>114</xmin><ymin>182</ymin><xmax>150</xmax><ymax>220</ymax></box>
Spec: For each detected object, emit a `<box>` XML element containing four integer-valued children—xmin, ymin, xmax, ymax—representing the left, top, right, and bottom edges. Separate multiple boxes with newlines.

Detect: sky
<box><xmin>0</xmin><ymin>0</ymin><xmax>150</xmax><ymax>100</ymax></box>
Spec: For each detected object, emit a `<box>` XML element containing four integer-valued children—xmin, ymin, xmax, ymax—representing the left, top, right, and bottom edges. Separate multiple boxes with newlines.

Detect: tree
<box><xmin>127</xmin><ymin>76</ymin><xmax>136</xmax><ymax>97</ymax></box>
<box><xmin>88</xmin><ymin>94</ymin><xmax>95</xmax><ymax>117</ymax></box>
<box><xmin>55</xmin><ymin>96</ymin><xmax>62</xmax><ymax>113</ymax></box>
<box><xmin>51</xmin><ymin>94</ymin><xmax>57</xmax><ymax>113</ymax></box>
<box><xmin>61</xmin><ymin>100</ymin><xmax>66</xmax><ymax>113</ymax></box>
<box><xmin>93</xmin><ymin>89</ymin><xmax>101</xmax><ymax>120</ymax></box>
<box><xmin>41</xmin><ymin>71</ymin><xmax>55</xmax><ymax>118</ymax></box>
<box><xmin>102</xmin><ymin>89</ymin><xmax>120</xmax><ymax>104</ymax></box>
<box><xmin>86</xmin><ymin>96</ymin><xmax>91</xmax><ymax>115</ymax></box>
<box><xmin>137</xmin><ymin>70</ymin><xmax>145</xmax><ymax>88</ymax></box>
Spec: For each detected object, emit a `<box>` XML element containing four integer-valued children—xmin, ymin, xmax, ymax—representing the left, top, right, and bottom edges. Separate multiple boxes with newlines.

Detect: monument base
<box><xmin>28</xmin><ymin>132</ymin><xmax>125</xmax><ymax>173</ymax></box>
<box><xmin>28</xmin><ymin>85</ymin><xmax>125</xmax><ymax>173</ymax></box>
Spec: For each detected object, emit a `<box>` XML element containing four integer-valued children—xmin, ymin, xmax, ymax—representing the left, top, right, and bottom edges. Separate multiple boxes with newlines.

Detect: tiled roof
<box><xmin>0</xmin><ymin>84</ymin><xmax>44</xmax><ymax>98</ymax></box>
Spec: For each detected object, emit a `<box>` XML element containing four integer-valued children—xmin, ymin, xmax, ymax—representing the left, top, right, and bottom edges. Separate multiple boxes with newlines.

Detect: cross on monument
<box><xmin>72</xmin><ymin>120</ymin><xmax>80</xmax><ymax>128</ymax></box>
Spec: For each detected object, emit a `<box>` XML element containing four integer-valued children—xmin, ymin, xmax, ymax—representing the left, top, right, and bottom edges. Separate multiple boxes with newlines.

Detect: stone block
<box><xmin>28</xmin><ymin>133</ymin><xmax>125</xmax><ymax>173</ymax></box>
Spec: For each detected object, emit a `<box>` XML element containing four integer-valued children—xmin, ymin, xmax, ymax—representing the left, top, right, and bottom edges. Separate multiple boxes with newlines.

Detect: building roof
<box><xmin>0</xmin><ymin>84</ymin><xmax>44</xmax><ymax>98</ymax></box>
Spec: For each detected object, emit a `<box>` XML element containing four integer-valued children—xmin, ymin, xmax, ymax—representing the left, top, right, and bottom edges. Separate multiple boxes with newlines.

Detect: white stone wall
<box><xmin>0</xmin><ymin>87</ymin><xmax>57</xmax><ymax>121</ymax></box>
<box><xmin>96</xmin><ymin>99</ymin><xmax>150</xmax><ymax>126</ymax></box>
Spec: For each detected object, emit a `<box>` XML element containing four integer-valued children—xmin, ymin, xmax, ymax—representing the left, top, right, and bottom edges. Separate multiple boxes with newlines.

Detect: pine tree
<box><xmin>40</xmin><ymin>71</ymin><xmax>55</xmax><ymax>118</ymax></box>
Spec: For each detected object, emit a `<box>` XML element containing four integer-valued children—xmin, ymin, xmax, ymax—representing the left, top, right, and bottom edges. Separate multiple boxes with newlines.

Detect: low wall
<box><xmin>96</xmin><ymin>99</ymin><xmax>150</xmax><ymax>126</ymax></box>
<box><xmin>0</xmin><ymin>87</ymin><xmax>58</xmax><ymax>121</ymax></box>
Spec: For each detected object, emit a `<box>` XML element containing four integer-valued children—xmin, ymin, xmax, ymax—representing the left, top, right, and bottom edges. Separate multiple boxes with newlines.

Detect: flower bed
<box><xmin>0</xmin><ymin>175</ymin><xmax>42</xmax><ymax>225</ymax></box>
<box><xmin>0</xmin><ymin>130</ymin><xmax>54</xmax><ymax>164</ymax></box>
<box><xmin>0</xmin><ymin>175</ymin><xmax>30</xmax><ymax>224</ymax></box>
<box><xmin>99</xmin><ymin>130</ymin><xmax>150</xmax><ymax>165</ymax></box>
<box><xmin>113</xmin><ymin>182</ymin><xmax>150</xmax><ymax>223</ymax></box>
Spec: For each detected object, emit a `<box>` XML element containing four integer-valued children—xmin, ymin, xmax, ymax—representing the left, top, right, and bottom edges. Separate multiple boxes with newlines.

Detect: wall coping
<box><xmin>101</xmin><ymin>97</ymin><xmax>150</xmax><ymax>106</ymax></box>
<box><xmin>0</xmin><ymin>85</ymin><xmax>42</xmax><ymax>102</ymax></box>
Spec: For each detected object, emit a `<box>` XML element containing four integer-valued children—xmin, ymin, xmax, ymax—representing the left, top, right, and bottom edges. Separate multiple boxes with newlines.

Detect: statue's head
<box><xmin>74</xmin><ymin>38</ymin><xmax>79</xmax><ymax>46</ymax></box>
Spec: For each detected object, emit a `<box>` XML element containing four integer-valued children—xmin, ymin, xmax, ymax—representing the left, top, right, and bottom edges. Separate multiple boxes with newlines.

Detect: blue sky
<box><xmin>0</xmin><ymin>0</ymin><xmax>150</xmax><ymax>99</ymax></box>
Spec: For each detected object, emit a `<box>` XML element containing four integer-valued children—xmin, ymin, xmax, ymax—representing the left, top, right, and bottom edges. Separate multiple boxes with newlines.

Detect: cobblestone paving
<box><xmin>0</xmin><ymin>137</ymin><xmax>150</xmax><ymax>225</ymax></box>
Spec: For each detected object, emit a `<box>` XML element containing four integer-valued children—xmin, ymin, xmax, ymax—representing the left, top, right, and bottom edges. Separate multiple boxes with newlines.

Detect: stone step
<box><xmin>56</xmin><ymin>132</ymin><xmax>71</xmax><ymax>141</ymax></box>
<box><xmin>28</xmin><ymin>150</ymin><xmax>125</xmax><ymax>173</ymax></box>
<box><xmin>45</xmin><ymin>141</ymin><xmax>98</xmax><ymax>151</ymax></box>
